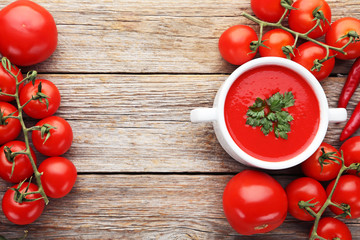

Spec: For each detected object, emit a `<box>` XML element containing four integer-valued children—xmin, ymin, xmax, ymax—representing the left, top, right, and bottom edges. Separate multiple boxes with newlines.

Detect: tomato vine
<box><xmin>0</xmin><ymin>57</ymin><xmax>49</xmax><ymax>205</ymax></box>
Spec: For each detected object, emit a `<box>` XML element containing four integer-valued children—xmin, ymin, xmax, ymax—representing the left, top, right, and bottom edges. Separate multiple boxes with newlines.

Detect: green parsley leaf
<box><xmin>246</xmin><ymin>91</ymin><xmax>295</xmax><ymax>140</ymax></box>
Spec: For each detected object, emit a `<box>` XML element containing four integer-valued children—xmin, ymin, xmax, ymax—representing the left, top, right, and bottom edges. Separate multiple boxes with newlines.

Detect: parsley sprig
<box><xmin>246</xmin><ymin>92</ymin><xmax>295</xmax><ymax>139</ymax></box>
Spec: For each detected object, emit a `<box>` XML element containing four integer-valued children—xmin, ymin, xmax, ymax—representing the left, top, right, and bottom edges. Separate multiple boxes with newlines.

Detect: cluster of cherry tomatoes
<box><xmin>223</xmin><ymin>137</ymin><xmax>360</xmax><ymax>239</ymax></box>
<box><xmin>0</xmin><ymin>0</ymin><xmax>76</xmax><ymax>225</ymax></box>
<box><xmin>218</xmin><ymin>0</ymin><xmax>360</xmax><ymax>81</ymax></box>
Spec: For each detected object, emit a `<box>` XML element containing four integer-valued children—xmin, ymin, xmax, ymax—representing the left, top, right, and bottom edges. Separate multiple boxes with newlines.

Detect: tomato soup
<box><xmin>224</xmin><ymin>65</ymin><xmax>320</xmax><ymax>162</ymax></box>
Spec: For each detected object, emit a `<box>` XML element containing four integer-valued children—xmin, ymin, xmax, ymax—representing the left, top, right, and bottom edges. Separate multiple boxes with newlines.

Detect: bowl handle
<box><xmin>329</xmin><ymin>108</ymin><xmax>347</xmax><ymax>123</ymax></box>
<box><xmin>190</xmin><ymin>108</ymin><xmax>217</xmax><ymax>123</ymax></box>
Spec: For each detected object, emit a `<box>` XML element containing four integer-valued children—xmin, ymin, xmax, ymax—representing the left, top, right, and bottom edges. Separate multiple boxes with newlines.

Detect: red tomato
<box><xmin>222</xmin><ymin>170</ymin><xmax>288</xmax><ymax>235</ymax></box>
<box><xmin>288</xmin><ymin>0</ymin><xmax>331</xmax><ymax>39</ymax></box>
<box><xmin>0</xmin><ymin>141</ymin><xmax>36</xmax><ymax>183</ymax></box>
<box><xmin>292</xmin><ymin>41</ymin><xmax>335</xmax><ymax>81</ymax></box>
<box><xmin>301</xmin><ymin>142</ymin><xmax>341</xmax><ymax>181</ymax></box>
<box><xmin>325</xmin><ymin>17</ymin><xmax>360</xmax><ymax>60</ymax></box>
<box><xmin>326</xmin><ymin>174</ymin><xmax>360</xmax><ymax>219</ymax></box>
<box><xmin>2</xmin><ymin>182</ymin><xmax>45</xmax><ymax>225</ymax></box>
<box><xmin>251</xmin><ymin>0</ymin><xmax>287</xmax><ymax>23</ymax></box>
<box><xmin>259</xmin><ymin>29</ymin><xmax>295</xmax><ymax>58</ymax></box>
<box><xmin>340</xmin><ymin>136</ymin><xmax>360</xmax><ymax>175</ymax></box>
<box><xmin>20</xmin><ymin>79</ymin><xmax>61</xmax><ymax>119</ymax></box>
<box><xmin>0</xmin><ymin>0</ymin><xmax>58</xmax><ymax>66</ymax></box>
<box><xmin>218</xmin><ymin>25</ymin><xmax>258</xmax><ymax>65</ymax></box>
<box><xmin>38</xmin><ymin>157</ymin><xmax>77</xmax><ymax>198</ymax></box>
<box><xmin>32</xmin><ymin>116</ymin><xmax>73</xmax><ymax>156</ymax></box>
<box><xmin>0</xmin><ymin>62</ymin><xmax>23</xmax><ymax>102</ymax></box>
<box><xmin>313</xmin><ymin>217</ymin><xmax>352</xmax><ymax>240</ymax></box>
<box><xmin>0</xmin><ymin>102</ymin><xmax>21</xmax><ymax>145</ymax></box>
<box><xmin>285</xmin><ymin>177</ymin><xmax>327</xmax><ymax>221</ymax></box>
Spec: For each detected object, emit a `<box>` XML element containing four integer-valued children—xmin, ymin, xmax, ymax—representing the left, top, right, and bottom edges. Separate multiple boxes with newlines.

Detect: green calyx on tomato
<box><xmin>246</xmin><ymin>91</ymin><xmax>295</xmax><ymax>139</ymax></box>
<box><xmin>317</xmin><ymin>147</ymin><xmax>340</xmax><ymax>170</ymax></box>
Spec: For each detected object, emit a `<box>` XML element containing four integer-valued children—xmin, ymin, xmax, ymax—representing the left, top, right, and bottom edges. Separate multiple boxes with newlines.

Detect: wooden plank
<box><xmin>0</xmin><ymin>0</ymin><xmax>358</xmax><ymax>74</ymax></box>
<box><xmin>1</xmin><ymin>174</ymin><xmax>359</xmax><ymax>239</ymax></box>
<box><xmin>17</xmin><ymin>74</ymin><xmax>356</xmax><ymax>173</ymax></box>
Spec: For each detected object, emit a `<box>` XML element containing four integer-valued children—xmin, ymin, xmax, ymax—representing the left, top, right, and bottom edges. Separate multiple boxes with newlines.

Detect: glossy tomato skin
<box><xmin>314</xmin><ymin>217</ymin><xmax>352</xmax><ymax>240</ymax></box>
<box><xmin>2</xmin><ymin>182</ymin><xmax>45</xmax><ymax>225</ymax></box>
<box><xmin>0</xmin><ymin>141</ymin><xmax>37</xmax><ymax>183</ymax></box>
<box><xmin>0</xmin><ymin>0</ymin><xmax>58</xmax><ymax>66</ymax></box>
<box><xmin>326</xmin><ymin>17</ymin><xmax>360</xmax><ymax>60</ymax></box>
<box><xmin>223</xmin><ymin>170</ymin><xmax>288</xmax><ymax>235</ymax></box>
<box><xmin>38</xmin><ymin>157</ymin><xmax>77</xmax><ymax>198</ymax></box>
<box><xmin>259</xmin><ymin>29</ymin><xmax>295</xmax><ymax>58</ymax></box>
<box><xmin>326</xmin><ymin>174</ymin><xmax>360</xmax><ymax>219</ymax></box>
<box><xmin>340</xmin><ymin>136</ymin><xmax>360</xmax><ymax>175</ymax></box>
<box><xmin>285</xmin><ymin>177</ymin><xmax>327</xmax><ymax>221</ymax></box>
<box><xmin>32</xmin><ymin>116</ymin><xmax>73</xmax><ymax>156</ymax></box>
<box><xmin>288</xmin><ymin>0</ymin><xmax>331</xmax><ymax>39</ymax></box>
<box><xmin>218</xmin><ymin>25</ymin><xmax>258</xmax><ymax>65</ymax></box>
<box><xmin>0</xmin><ymin>102</ymin><xmax>21</xmax><ymax>145</ymax></box>
<box><xmin>251</xmin><ymin>0</ymin><xmax>287</xmax><ymax>23</ymax></box>
<box><xmin>292</xmin><ymin>41</ymin><xmax>335</xmax><ymax>81</ymax></box>
<box><xmin>20</xmin><ymin>79</ymin><xmax>61</xmax><ymax>119</ymax></box>
<box><xmin>301</xmin><ymin>142</ymin><xmax>341</xmax><ymax>181</ymax></box>
<box><xmin>0</xmin><ymin>63</ymin><xmax>23</xmax><ymax>102</ymax></box>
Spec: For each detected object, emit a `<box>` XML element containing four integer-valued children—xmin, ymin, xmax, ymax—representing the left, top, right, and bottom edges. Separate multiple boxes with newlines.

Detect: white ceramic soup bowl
<box><xmin>190</xmin><ymin>57</ymin><xmax>347</xmax><ymax>170</ymax></box>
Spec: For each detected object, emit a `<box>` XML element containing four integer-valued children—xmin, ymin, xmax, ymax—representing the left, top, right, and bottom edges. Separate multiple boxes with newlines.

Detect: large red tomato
<box><xmin>0</xmin><ymin>102</ymin><xmax>21</xmax><ymax>145</ymax></box>
<box><xmin>20</xmin><ymin>79</ymin><xmax>61</xmax><ymax>119</ymax></box>
<box><xmin>38</xmin><ymin>157</ymin><xmax>77</xmax><ymax>198</ymax></box>
<box><xmin>285</xmin><ymin>177</ymin><xmax>327</xmax><ymax>221</ymax></box>
<box><xmin>0</xmin><ymin>141</ymin><xmax>37</xmax><ymax>183</ymax></box>
<box><xmin>292</xmin><ymin>41</ymin><xmax>335</xmax><ymax>81</ymax></box>
<box><xmin>218</xmin><ymin>25</ymin><xmax>258</xmax><ymax>65</ymax></box>
<box><xmin>2</xmin><ymin>182</ymin><xmax>45</xmax><ymax>225</ymax></box>
<box><xmin>0</xmin><ymin>0</ymin><xmax>58</xmax><ymax>66</ymax></box>
<box><xmin>223</xmin><ymin>170</ymin><xmax>288</xmax><ymax>235</ymax></box>
<box><xmin>340</xmin><ymin>136</ymin><xmax>360</xmax><ymax>175</ymax></box>
<box><xmin>0</xmin><ymin>62</ymin><xmax>23</xmax><ymax>102</ymax></box>
<box><xmin>251</xmin><ymin>0</ymin><xmax>288</xmax><ymax>23</ymax></box>
<box><xmin>259</xmin><ymin>29</ymin><xmax>295</xmax><ymax>58</ymax></box>
<box><xmin>313</xmin><ymin>217</ymin><xmax>352</xmax><ymax>240</ymax></box>
<box><xmin>288</xmin><ymin>0</ymin><xmax>331</xmax><ymax>39</ymax></box>
<box><xmin>325</xmin><ymin>17</ymin><xmax>360</xmax><ymax>60</ymax></box>
<box><xmin>326</xmin><ymin>175</ymin><xmax>360</xmax><ymax>219</ymax></box>
<box><xmin>32</xmin><ymin>116</ymin><xmax>73</xmax><ymax>156</ymax></box>
<box><xmin>301</xmin><ymin>142</ymin><xmax>341</xmax><ymax>181</ymax></box>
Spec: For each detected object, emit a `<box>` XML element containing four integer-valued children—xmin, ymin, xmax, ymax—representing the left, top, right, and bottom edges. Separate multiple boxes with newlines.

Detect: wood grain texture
<box><xmin>1</xmin><ymin>175</ymin><xmax>359</xmax><ymax>240</ymax></box>
<box><xmin>0</xmin><ymin>0</ymin><xmax>358</xmax><ymax>74</ymax></box>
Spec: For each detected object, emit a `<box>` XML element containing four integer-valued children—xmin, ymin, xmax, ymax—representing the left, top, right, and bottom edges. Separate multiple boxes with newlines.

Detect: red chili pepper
<box><xmin>340</xmin><ymin>103</ymin><xmax>360</xmax><ymax>141</ymax></box>
<box><xmin>338</xmin><ymin>57</ymin><xmax>360</xmax><ymax>108</ymax></box>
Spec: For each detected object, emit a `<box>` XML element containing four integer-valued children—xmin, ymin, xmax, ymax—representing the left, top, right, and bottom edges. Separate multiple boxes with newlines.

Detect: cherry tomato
<box><xmin>301</xmin><ymin>142</ymin><xmax>341</xmax><ymax>181</ymax></box>
<box><xmin>2</xmin><ymin>182</ymin><xmax>45</xmax><ymax>225</ymax></box>
<box><xmin>38</xmin><ymin>157</ymin><xmax>77</xmax><ymax>198</ymax></box>
<box><xmin>218</xmin><ymin>25</ymin><xmax>258</xmax><ymax>65</ymax></box>
<box><xmin>288</xmin><ymin>0</ymin><xmax>331</xmax><ymax>39</ymax></box>
<box><xmin>222</xmin><ymin>170</ymin><xmax>288</xmax><ymax>235</ymax></box>
<box><xmin>340</xmin><ymin>136</ymin><xmax>360</xmax><ymax>175</ymax></box>
<box><xmin>312</xmin><ymin>217</ymin><xmax>352</xmax><ymax>240</ymax></box>
<box><xmin>292</xmin><ymin>41</ymin><xmax>335</xmax><ymax>81</ymax></box>
<box><xmin>0</xmin><ymin>102</ymin><xmax>21</xmax><ymax>145</ymax></box>
<box><xmin>251</xmin><ymin>0</ymin><xmax>287</xmax><ymax>23</ymax></box>
<box><xmin>0</xmin><ymin>141</ymin><xmax>36</xmax><ymax>183</ymax></box>
<box><xmin>326</xmin><ymin>174</ymin><xmax>360</xmax><ymax>219</ymax></box>
<box><xmin>20</xmin><ymin>79</ymin><xmax>61</xmax><ymax>119</ymax></box>
<box><xmin>32</xmin><ymin>116</ymin><xmax>73</xmax><ymax>156</ymax></box>
<box><xmin>325</xmin><ymin>17</ymin><xmax>360</xmax><ymax>60</ymax></box>
<box><xmin>0</xmin><ymin>0</ymin><xmax>58</xmax><ymax>66</ymax></box>
<box><xmin>286</xmin><ymin>177</ymin><xmax>327</xmax><ymax>221</ymax></box>
<box><xmin>259</xmin><ymin>29</ymin><xmax>295</xmax><ymax>58</ymax></box>
<box><xmin>0</xmin><ymin>62</ymin><xmax>23</xmax><ymax>102</ymax></box>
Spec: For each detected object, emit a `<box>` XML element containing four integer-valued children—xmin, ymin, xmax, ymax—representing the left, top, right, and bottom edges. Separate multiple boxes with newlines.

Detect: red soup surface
<box><xmin>224</xmin><ymin>65</ymin><xmax>320</xmax><ymax>162</ymax></box>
